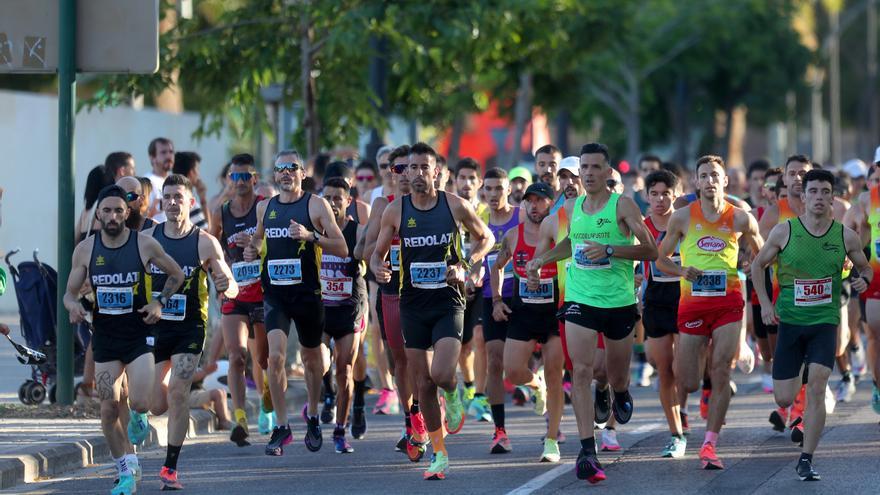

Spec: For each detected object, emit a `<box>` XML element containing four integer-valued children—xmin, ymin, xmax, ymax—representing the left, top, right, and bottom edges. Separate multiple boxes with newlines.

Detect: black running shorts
<box><xmin>642</xmin><ymin>303</ymin><xmax>679</xmax><ymax>339</ymax></box>
<box><xmin>92</xmin><ymin>327</ymin><xmax>154</xmax><ymax>365</ymax></box>
<box><xmin>772</xmin><ymin>322</ymin><xmax>836</xmax><ymax>380</ymax></box>
<box><xmin>153</xmin><ymin>322</ymin><xmax>205</xmax><ymax>363</ymax></box>
<box><xmin>482</xmin><ymin>296</ymin><xmax>510</xmax><ymax>342</ymax></box>
<box><xmin>263</xmin><ymin>291</ymin><xmax>325</xmax><ymax>348</ymax></box>
<box><xmin>400</xmin><ymin>306</ymin><xmax>464</xmax><ymax>351</ymax></box>
<box><xmin>462</xmin><ymin>294</ymin><xmax>481</xmax><ymax>345</ymax></box>
<box><xmin>560</xmin><ymin>302</ymin><xmax>638</xmax><ymax>341</ymax></box>
<box><xmin>507</xmin><ymin>304</ymin><xmax>558</xmax><ymax>344</ymax></box>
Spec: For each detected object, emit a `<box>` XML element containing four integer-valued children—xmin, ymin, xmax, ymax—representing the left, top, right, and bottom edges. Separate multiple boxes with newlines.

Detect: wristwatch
<box><xmin>605</xmin><ymin>245</ymin><xmax>615</xmax><ymax>257</ymax></box>
<box><xmin>156</xmin><ymin>294</ymin><xmax>168</xmax><ymax>307</ymax></box>
<box><xmin>312</xmin><ymin>231</ymin><xmax>320</xmax><ymax>243</ymax></box>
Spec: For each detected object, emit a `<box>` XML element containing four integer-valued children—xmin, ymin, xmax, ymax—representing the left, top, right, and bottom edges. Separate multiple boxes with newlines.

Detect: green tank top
<box><xmin>565</xmin><ymin>193</ymin><xmax>635</xmax><ymax>308</ymax></box>
<box><xmin>776</xmin><ymin>218</ymin><xmax>845</xmax><ymax>325</ymax></box>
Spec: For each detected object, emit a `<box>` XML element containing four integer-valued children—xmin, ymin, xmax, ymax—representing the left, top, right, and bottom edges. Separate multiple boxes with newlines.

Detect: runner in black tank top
<box><xmin>63</xmin><ymin>185</ymin><xmax>185</xmax><ymax>492</ymax></box>
<box><xmin>246</xmin><ymin>152</ymin><xmax>348</xmax><ymax>457</ymax></box>
<box><xmin>369</xmin><ymin>143</ymin><xmax>494</xmax><ymax>480</ymax></box>
<box><xmin>146</xmin><ymin>175</ymin><xmax>239</xmax><ymax>488</ymax></box>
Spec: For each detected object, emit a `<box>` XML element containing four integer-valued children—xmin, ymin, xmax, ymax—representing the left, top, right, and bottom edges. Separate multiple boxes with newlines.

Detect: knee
<box><xmin>167</xmin><ymin>384</ymin><xmax>189</xmax><ymax>408</ymax></box>
<box><xmin>100</xmin><ymin>401</ymin><xmax>120</xmax><ymax>423</ymax></box>
<box><xmin>572</xmin><ymin>362</ymin><xmax>593</xmax><ymax>384</ymax></box>
<box><xmin>209</xmin><ymin>389</ymin><xmax>224</xmax><ymax>403</ymax></box>
<box><xmin>228</xmin><ymin>348</ymin><xmax>247</xmax><ymax>369</ymax></box>
<box><xmin>128</xmin><ymin>396</ymin><xmax>150</xmax><ymax>414</ymax></box>
<box><xmin>710</xmin><ymin>362</ymin><xmax>731</xmax><ymax>382</ymax></box>
<box><xmin>775</xmin><ymin>391</ymin><xmax>793</xmax><ymax>409</ymax></box>
<box><xmin>268</xmin><ymin>351</ymin><xmax>286</xmax><ymax>370</ymax></box>
<box><xmin>432</xmin><ymin>371</ymin><xmax>455</xmax><ymax>390</ymax></box>
<box><xmin>488</xmin><ymin>353</ymin><xmax>504</xmax><ymax>374</ymax></box>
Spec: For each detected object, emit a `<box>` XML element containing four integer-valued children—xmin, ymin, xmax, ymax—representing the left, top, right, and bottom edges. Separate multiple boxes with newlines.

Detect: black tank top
<box><xmin>260</xmin><ymin>194</ymin><xmax>321</xmax><ymax>296</ymax></box>
<box><xmin>379</xmin><ymin>194</ymin><xmax>402</xmax><ymax>296</ymax></box>
<box><xmin>399</xmin><ymin>192</ymin><xmax>464</xmax><ymax>310</ymax></box>
<box><xmin>644</xmin><ymin>216</ymin><xmax>681</xmax><ymax>307</ymax></box>
<box><xmin>151</xmin><ymin>224</ymin><xmax>207</xmax><ymax>325</ymax></box>
<box><xmin>89</xmin><ymin>230</ymin><xmax>149</xmax><ymax>335</ymax></box>
<box><xmin>321</xmin><ymin>220</ymin><xmax>365</xmax><ymax>307</ymax></box>
<box><xmin>346</xmin><ymin>200</ymin><xmax>359</xmax><ymax>224</ymax></box>
<box><xmin>221</xmin><ymin>197</ymin><xmax>263</xmax><ymax>302</ymax></box>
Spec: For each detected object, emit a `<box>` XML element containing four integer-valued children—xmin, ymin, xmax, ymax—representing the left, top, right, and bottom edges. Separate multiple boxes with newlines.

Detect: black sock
<box><xmin>323</xmin><ymin>371</ymin><xmax>335</xmax><ymax>397</ymax></box>
<box><xmin>842</xmin><ymin>371</ymin><xmax>852</xmax><ymax>382</ymax></box>
<box><xmin>613</xmin><ymin>390</ymin><xmax>629</xmax><ymax>406</ymax></box>
<box><xmin>411</xmin><ymin>401</ymin><xmax>420</xmax><ymax>414</ymax></box>
<box><xmin>353</xmin><ymin>380</ymin><xmax>366</xmax><ymax>408</ymax></box>
<box><xmin>800</xmin><ymin>452</ymin><xmax>813</xmax><ymax>462</ymax></box>
<box><xmin>474</xmin><ymin>392</ymin><xmax>485</xmax><ymax>398</ymax></box>
<box><xmin>702</xmin><ymin>377</ymin><xmax>712</xmax><ymax>390</ymax></box>
<box><xmin>491</xmin><ymin>404</ymin><xmax>505</xmax><ymax>429</ymax></box>
<box><xmin>580</xmin><ymin>437</ymin><xmax>596</xmax><ymax>454</ymax></box>
<box><xmin>164</xmin><ymin>444</ymin><xmax>182</xmax><ymax>470</ymax></box>
<box><xmin>464</xmin><ymin>381</ymin><xmax>474</xmax><ymax>389</ymax></box>
<box><xmin>605</xmin><ymin>426</ymin><xmax>615</xmax><ymax>431</ymax></box>
<box><xmin>404</xmin><ymin>412</ymin><xmax>412</xmax><ymax>429</ymax></box>
<box><xmin>637</xmin><ymin>351</ymin><xmax>647</xmax><ymax>363</ymax></box>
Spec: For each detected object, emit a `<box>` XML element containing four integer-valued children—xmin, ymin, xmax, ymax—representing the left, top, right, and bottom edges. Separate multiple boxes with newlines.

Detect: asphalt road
<box><xmin>4</xmin><ymin>374</ymin><xmax>880</xmax><ymax>495</ymax></box>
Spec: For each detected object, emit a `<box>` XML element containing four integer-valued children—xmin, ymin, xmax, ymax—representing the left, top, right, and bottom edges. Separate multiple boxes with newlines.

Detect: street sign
<box><xmin>0</xmin><ymin>0</ymin><xmax>158</xmax><ymax>73</ymax></box>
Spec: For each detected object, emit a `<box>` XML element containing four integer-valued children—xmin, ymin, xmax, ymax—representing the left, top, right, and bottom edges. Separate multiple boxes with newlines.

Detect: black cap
<box><xmin>95</xmin><ymin>184</ymin><xmax>127</xmax><ymax>206</ymax></box>
<box><xmin>523</xmin><ymin>182</ymin><xmax>555</xmax><ymax>201</ymax></box>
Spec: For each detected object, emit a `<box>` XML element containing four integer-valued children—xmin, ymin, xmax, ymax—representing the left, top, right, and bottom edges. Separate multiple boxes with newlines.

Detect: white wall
<box><xmin>0</xmin><ymin>90</ymin><xmax>232</xmax><ymax>313</ymax></box>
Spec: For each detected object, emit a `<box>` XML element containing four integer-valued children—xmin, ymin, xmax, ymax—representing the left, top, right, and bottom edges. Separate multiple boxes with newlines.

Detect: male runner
<box><xmin>245</xmin><ymin>150</ymin><xmax>347</xmax><ymax>456</ymax></box>
<box><xmin>657</xmin><ymin>155</ymin><xmax>762</xmax><ymax>470</ymax></box>
<box><xmin>474</xmin><ymin>167</ymin><xmax>521</xmax><ymax>450</ymax></box>
<box><xmin>371</xmin><ymin>142</ymin><xmax>494</xmax><ymax>480</ymax></box>
<box><xmin>145</xmin><ymin>174</ymin><xmax>239</xmax><ymax>489</ymax></box>
<box><xmin>529</xmin><ymin>142</ymin><xmax>658</xmax><ymax>484</ymax></box>
<box><xmin>320</xmin><ymin>178</ymin><xmax>367</xmax><ymax>454</ymax></box>
<box><xmin>491</xmin><ymin>182</ymin><xmax>564</xmax><ymax>463</ymax></box>
<box><xmin>147</xmin><ymin>137</ymin><xmax>174</xmax><ymax>222</ymax></box>
<box><xmin>641</xmin><ymin>170</ymin><xmax>686</xmax><ymax>458</ymax></box>
<box><xmin>117</xmin><ymin>177</ymin><xmax>156</xmax><ymax>231</ymax></box>
<box><xmin>64</xmin><ymin>185</ymin><xmax>184</xmax><ymax>495</ymax></box>
<box><xmin>752</xmin><ymin>169</ymin><xmax>870</xmax><ymax>480</ymax></box>
<box><xmin>208</xmin><ymin>153</ymin><xmax>271</xmax><ymax>445</ymax></box>
<box><xmin>534</xmin><ymin>144</ymin><xmax>565</xmax><ymax>213</ymax></box>
<box><xmin>362</xmin><ymin>145</ymin><xmax>421</xmax><ymax>452</ymax></box>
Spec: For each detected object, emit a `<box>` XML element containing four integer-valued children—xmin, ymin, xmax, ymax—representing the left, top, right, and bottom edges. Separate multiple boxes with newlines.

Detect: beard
<box><xmin>511</xmin><ymin>191</ymin><xmax>524</xmax><ymax>203</ymax></box>
<box><xmin>101</xmin><ymin>219</ymin><xmax>124</xmax><ymax>237</ymax></box>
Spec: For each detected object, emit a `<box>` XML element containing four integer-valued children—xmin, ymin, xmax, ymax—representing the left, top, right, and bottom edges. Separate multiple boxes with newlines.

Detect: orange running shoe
<box><xmin>699</xmin><ymin>443</ymin><xmax>723</xmax><ymax>470</ymax></box>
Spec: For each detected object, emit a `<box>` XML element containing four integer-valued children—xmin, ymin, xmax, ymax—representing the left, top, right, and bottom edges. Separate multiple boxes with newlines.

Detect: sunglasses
<box><xmin>379</xmin><ymin>162</ymin><xmax>390</xmax><ymax>170</ymax></box>
<box><xmin>763</xmin><ymin>182</ymin><xmax>777</xmax><ymax>189</ymax></box>
<box><xmin>356</xmin><ymin>175</ymin><xmax>375</xmax><ymax>182</ymax></box>
<box><xmin>391</xmin><ymin>163</ymin><xmax>408</xmax><ymax>174</ymax></box>
<box><xmin>606</xmin><ymin>179</ymin><xmax>619</xmax><ymax>188</ymax></box>
<box><xmin>229</xmin><ymin>172</ymin><xmax>253</xmax><ymax>182</ymax></box>
<box><xmin>274</xmin><ymin>162</ymin><xmax>302</xmax><ymax>173</ymax></box>
<box><xmin>124</xmin><ymin>192</ymin><xmax>140</xmax><ymax>203</ymax></box>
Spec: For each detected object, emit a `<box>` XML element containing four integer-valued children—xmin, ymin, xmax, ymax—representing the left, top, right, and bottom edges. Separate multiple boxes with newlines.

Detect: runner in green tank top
<box><xmin>528</xmin><ymin>143</ymin><xmax>658</xmax><ymax>485</ymax></box>
<box><xmin>751</xmin><ymin>169</ymin><xmax>871</xmax><ymax>482</ymax></box>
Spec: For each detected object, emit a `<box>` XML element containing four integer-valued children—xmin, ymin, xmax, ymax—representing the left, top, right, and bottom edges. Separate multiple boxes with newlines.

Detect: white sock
<box><xmin>125</xmin><ymin>454</ymin><xmax>139</xmax><ymax>470</ymax></box>
<box><xmin>114</xmin><ymin>456</ymin><xmax>131</xmax><ymax>476</ymax></box>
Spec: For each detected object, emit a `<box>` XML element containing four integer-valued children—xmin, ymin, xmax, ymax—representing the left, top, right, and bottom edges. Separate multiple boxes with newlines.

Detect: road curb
<box><xmin>0</xmin><ymin>408</ymin><xmax>217</xmax><ymax>489</ymax></box>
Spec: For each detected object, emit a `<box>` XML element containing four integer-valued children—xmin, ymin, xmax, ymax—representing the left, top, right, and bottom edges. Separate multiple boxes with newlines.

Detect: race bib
<box><xmin>875</xmin><ymin>239</ymin><xmax>880</xmax><ymax>258</ymax></box>
<box><xmin>487</xmin><ymin>253</ymin><xmax>513</xmax><ymax>279</ymax></box>
<box><xmin>267</xmin><ymin>259</ymin><xmax>302</xmax><ymax>285</ymax></box>
<box><xmin>794</xmin><ymin>277</ymin><xmax>832</xmax><ymax>306</ymax></box>
<box><xmin>519</xmin><ymin>277</ymin><xmax>554</xmax><ymax>304</ymax></box>
<box><xmin>152</xmin><ymin>292</ymin><xmax>187</xmax><ymax>321</ymax></box>
<box><xmin>96</xmin><ymin>286</ymin><xmax>133</xmax><ymax>315</ymax></box>
<box><xmin>651</xmin><ymin>255</ymin><xmax>681</xmax><ymax>283</ymax></box>
<box><xmin>692</xmin><ymin>270</ymin><xmax>727</xmax><ymax>297</ymax></box>
<box><xmin>573</xmin><ymin>243</ymin><xmax>611</xmax><ymax>270</ymax></box>
<box><xmin>230</xmin><ymin>260</ymin><xmax>261</xmax><ymax>286</ymax></box>
<box><xmin>390</xmin><ymin>245</ymin><xmax>401</xmax><ymax>271</ymax></box>
<box><xmin>410</xmin><ymin>261</ymin><xmax>447</xmax><ymax>289</ymax></box>
<box><xmin>321</xmin><ymin>276</ymin><xmax>353</xmax><ymax>301</ymax></box>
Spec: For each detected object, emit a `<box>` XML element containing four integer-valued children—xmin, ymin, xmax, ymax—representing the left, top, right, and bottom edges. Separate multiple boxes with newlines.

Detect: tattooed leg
<box><xmin>168</xmin><ymin>353</ymin><xmax>202</xmax><ymax>446</ymax></box>
<box><xmin>95</xmin><ymin>361</ymin><xmax>128</xmax><ymax>458</ymax></box>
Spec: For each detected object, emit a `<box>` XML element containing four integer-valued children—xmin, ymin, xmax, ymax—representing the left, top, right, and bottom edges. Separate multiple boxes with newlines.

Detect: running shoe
<box><xmin>533</xmin><ymin>370</ymin><xmax>547</xmax><ymax>416</ymax></box>
<box><xmin>258</xmin><ymin>407</ymin><xmax>274</xmax><ymax>435</ymax></box>
<box><xmin>761</xmin><ymin>373</ymin><xmax>774</xmax><ymax>394</ymax></box>
<box><xmin>600</xmin><ymin>428</ymin><xmax>621</xmax><ymax>452</ymax></box>
<box><xmin>127</xmin><ymin>411</ymin><xmax>149</xmax><ymax>445</ymax></box>
<box><xmin>790</xmin><ymin>422</ymin><xmax>804</xmax><ymax>445</ymax></box>
<box><xmin>541</xmin><ymin>413</ymin><xmax>566</xmax><ymax>444</ymax></box>
<box><xmin>305</xmin><ymin>416</ymin><xmax>323</xmax><ymax>452</ymax></box>
<box><xmin>333</xmin><ymin>427</ymin><xmax>354</xmax><ymax>454</ymax></box>
<box><xmin>836</xmin><ymin>377</ymin><xmax>856</xmax><ymax>403</ymax></box>
<box><xmin>797</xmin><ymin>458</ymin><xmax>820</xmax><ymax>481</ymax></box>
<box><xmin>636</xmin><ymin>362</ymin><xmax>653</xmax><ymax>387</ymax></box>
<box><xmin>159</xmin><ymin>466</ymin><xmax>183</xmax><ymax>491</ymax></box>
<box><xmin>575</xmin><ymin>449</ymin><xmax>606</xmax><ymax>484</ymax></box>
<box><xmin>230</xmin><ymin>420</ymin><xmax>250</xmax><ymax>447</ymax></box>
<box><xmin>407</xmin><ymin>434</ymin><xmax>428</xmax><ymax>462</ymax></box>
<box><xmin>265</xmin><ymin>425</ymin><xmax>292</xmax><ymax>456</ymax></box>
<box><xmin>490</xmin><ymin>427</ymin><xmax>512</xmax><ymax>454</ymax></box>
<box><xmin>467</xmin><ymin>395</ymin><xmax>492</xmax><ymax>422</ymax></box>
<box><xmin>373</xmin><ymin>388</ymin><xmax>399</xmax><ymax>415</ymax></box>
<box><xmin>396</xmin><ymin>430</ymin><xmax>409</xmax><ymax>452</ymax></box>
<box><xmin>594</xmin><ymin>385</ymin><xmax>612</xmax><ymax>425</ymax></box>
<box><xmin>680</xmin><ymin>411</ymin><xmax>690</xmax><ymax>435</ymax></box>
<box><xmin>424</xmin><ymin>452</ymin><xmax>449</xmax><ymax>480</ymax></box>
<box><xmin>661</xmin><ymin>436</ymin><xmax>686</xmax><ymax>458</ymax></box>
<box><xmin>111</xmin><ymin>473</ymin><xmax>136</xmax><ymax>495</ymax></box>
<box><xmin>321</xmin><ymin>393</ymin><xmax>337</xmax><ymax>424</ymax></box>
<box><xmin>825</xmin><ymin>385</ymin><xmax>836</xmax><ymax>414</ymax></box>
<box><xmin>873</xmin><ymin>385</ymin><xmax>880</xmax><ymax>414</ymax></box>
<box><xmin>411</xmin><ymin>411</ymin><xmax>428</xmax><ymax>441</ymax></box>
<box><xmin>351</xmin><ymin>405</ymin><xmax>367</xmax><ymax>439</ymax></box>
<box><xmin>128</xmin><ymin>457</ymin><xmax>141</xmax><ymax>482</ymax></box>
<box><xmin>850</xmin><ymin>344</ymin><xmax>866</xmax><ymax>378</ymax></box>
<box><xmin>699</xmin><ymin>443</ymin><xmax>723</xmax><ymax>470</ymax></box>
<box><xmin>261</xmin><ymin>381</ymin><xmax>273</xmax><ymax>413</ymax></box>
<box><xmin>463</xmin><ymin>385</ymin><xmax>476</xmax><ymax>408</ymax></box>
<box><xmin>736</xmin><ymin>344</ymin><xmax>755</xmax><ymax>374</ymax></box>
<box><xmin>443</xmin><ymin>389</ymin><xmax>465</xmax><ymax>434</ymax></box>
<box><xmin>512</xmin><ymin>385</ymin><xmax>530</xmax><ymax>406</ymax></box>
<box><xmin>540</xmin><ymin>438</ymin><xmax>560</xmax><ymax>463</ymax></box>
<box><xmin>700</xmin><ymin>389</ymin><xmax>711</xmax><ymax>420</ymax></box>
<box><xmin>769</xmin><ymin>407</ymin><xmax>788</xmax><ymax>432</ymax></box>
<box><xmin>563</xmin><ymin>380</ymin><xmax>573</xmax><ymax>405</ymax></box>
<box><xmin>611</xmin><ymin>389</ymin><xmax>634</xmax><ymax>424</ymax></box>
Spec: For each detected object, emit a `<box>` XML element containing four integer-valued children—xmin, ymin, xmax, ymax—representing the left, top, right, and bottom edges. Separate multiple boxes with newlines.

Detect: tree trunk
<box><xmin>866</xmin><ymin>0</ymin><xmax>878</xmax><ymax>159</ymax></box>
<box><xmin>829</xmin><ymin>9</ymin><xmax>842</xmax><ymax>167</ymax></box>
<box><xmin>154</xmin><ymin>6</ymin><xmax>183</xmax><ymax>113</ymax></box>
<box><xmin>448</xmin><ymin>116</ymin><xmax>464</xmax><ymax>165</ymax></box>
<box><xmin>300</xmin><ymin>15</ymin><xmax>319</xmax><ymax>159</ymax></box>
<box><xmin>671</xmin><ymin>76</ymin><xmax>690</xmax><ymax>167</ymax></box>
<box><xmin>555</xmin><ymin>110</ymin><xmax>570</xmax><ymax>155</ymax></box>
<box><xmin>506</xmin><ymin>71</ymin><xmax>533</xmax><ymax>168</ymax></box>
<box><xmin>727</xmin><ymin>105</ymin><xmax>747</xmax><ymax>168</ymax></box>
<box><xmin>624</xmin><ymin>81</ymin><xmax>640</xmax><ymax>164</ymax></box>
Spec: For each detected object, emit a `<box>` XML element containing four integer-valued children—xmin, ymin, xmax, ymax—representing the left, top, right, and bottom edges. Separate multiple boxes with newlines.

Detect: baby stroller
<box><xmin>5</xmin><ymin>248</ymin><xmax>88</xmax><ymax>404</ymax></box>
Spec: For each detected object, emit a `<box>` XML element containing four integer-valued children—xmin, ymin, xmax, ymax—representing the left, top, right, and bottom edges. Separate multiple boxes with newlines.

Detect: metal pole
<box><xmin>56</xmin><ymin>0</ymin><xmax>76</xmax><ymax>405</ymax></box>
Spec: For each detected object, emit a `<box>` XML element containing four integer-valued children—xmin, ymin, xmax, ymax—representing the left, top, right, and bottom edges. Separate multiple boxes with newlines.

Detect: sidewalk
<box><xmin>0</xmin><ymin>379</ymin><xmax>307</xmax><ymax>490</ymax></box>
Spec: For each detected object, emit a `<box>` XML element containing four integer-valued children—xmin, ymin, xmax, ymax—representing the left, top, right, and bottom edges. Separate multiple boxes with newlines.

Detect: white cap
<box><xmin>874</xmin><ymin>145</ymin><xmax>880</xmax><ymax>164</ymax></box>
<box><xmin>558</xmin><ymin>156</ymin><xmax>580</xmax><ymax>177</ymax></box>
<box><xmin>843</xmin><ymin>159</ymin><xmax>868</xmax><ymax>179</ymax></box>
